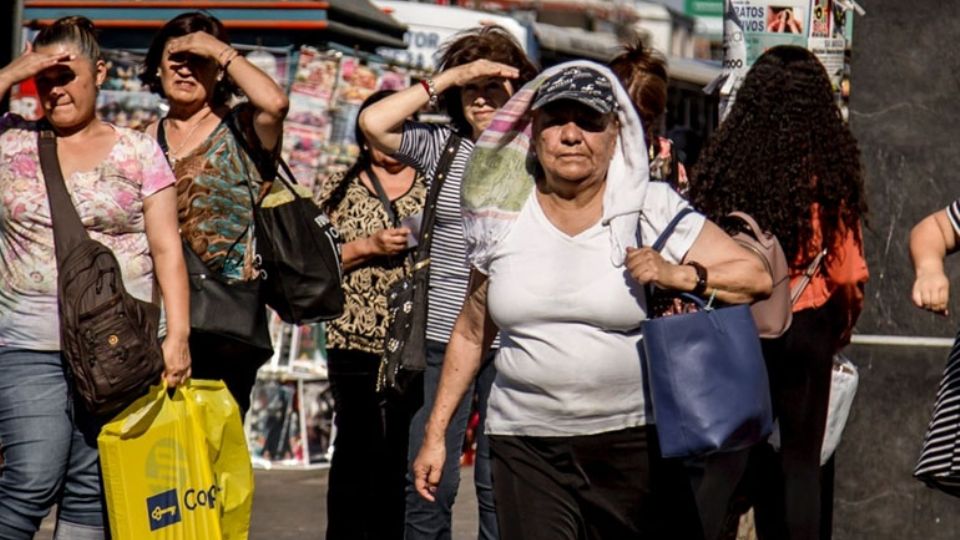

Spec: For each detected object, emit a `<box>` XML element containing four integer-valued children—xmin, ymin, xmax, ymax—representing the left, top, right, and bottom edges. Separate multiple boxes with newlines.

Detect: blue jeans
<box><xmin>0</xmin><ymin>349</ymin><xmax>106</xmax><ymax>540</ymax></box>
<box><xmin>406</xmin><ymin>340</ymin><xmax>498</xmax><ymax>540</ymax></box>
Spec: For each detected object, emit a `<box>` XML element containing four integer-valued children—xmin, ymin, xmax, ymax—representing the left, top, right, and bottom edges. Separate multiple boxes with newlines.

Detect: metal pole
<box><xmin>12</xmin><ymin>0</ymin><xmax>24</xmax><ymax>55</ymax></box>
<box><xmin>850</xmin><ymin>334</ymin><xmax>955</xmax><ymax>348</ymax></box>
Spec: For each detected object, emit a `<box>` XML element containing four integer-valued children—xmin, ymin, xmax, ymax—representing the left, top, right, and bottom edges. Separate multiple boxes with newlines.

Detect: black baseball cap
<box><xmin>531</xmin><ymin>66</ymin><xmax>617</xmax><ymax>115</ymax></box>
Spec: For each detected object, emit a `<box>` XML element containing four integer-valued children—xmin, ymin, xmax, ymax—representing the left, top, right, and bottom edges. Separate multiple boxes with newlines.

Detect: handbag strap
<box><xmin>37</xmin><ymin>128</ymin><xmax>90</xmax><ymax>267</ymax></box>
<box><xmin>158</xmin><ymin>114</ymin><xmax>253</xmax><ymax>271</ymax></box>
<box><xmin>413</xmin><ymin>132</ymin><xmax>462</xmax><ymax>265</ymax></box>
<box><xmin>790</xmin><ymin>249</ymin><xmax>827</xmax><ymax>306</ymax></box>
<box><xmin>651</xmin><ymin>207</ymin><xmax>697</xmax><ymax>253</ymax></box>
<box><xmin>364</xmin><ymin>166</ymin><xmax>400</xmax><ymax>228</ymax></box>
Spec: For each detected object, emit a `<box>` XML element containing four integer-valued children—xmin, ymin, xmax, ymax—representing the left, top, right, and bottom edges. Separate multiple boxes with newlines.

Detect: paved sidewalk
<box><xmin>38</xmin><ymin>466</ymin><xmax>481</xmax><ymax>539</ymax></box>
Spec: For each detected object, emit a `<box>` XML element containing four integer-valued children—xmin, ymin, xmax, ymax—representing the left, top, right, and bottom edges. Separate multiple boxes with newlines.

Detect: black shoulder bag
<box><xmin>38</xmin><ymin>129</ymin><xmax>164</xmax><ymax>416</ymax></box>
<box><xmin>224</xmin><ymin>117</ymin><xmax>345</xmax><ymax>325</ymax></box>
<box><xmin>157</xmin><ymin>118</ymin><xmax>274</xmax><ymax>363</ymax></box>
<box><xmin>378</xmin><ymin>133</ymin><xmax>462</xmax><ymax>395</ymax></box>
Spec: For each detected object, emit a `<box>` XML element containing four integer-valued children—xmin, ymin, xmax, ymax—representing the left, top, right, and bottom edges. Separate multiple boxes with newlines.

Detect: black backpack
<box><xmin>38</xmin><ymin>129</ymin><xmax>164</xmax><ymax>416</ymax></box>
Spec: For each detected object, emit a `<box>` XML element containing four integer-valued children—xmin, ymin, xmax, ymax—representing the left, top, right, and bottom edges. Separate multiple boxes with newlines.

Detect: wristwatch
<box><xmin>686</xmin><ymin>261</ymin><xmax>708</xmax><ymax>296</ymax></box>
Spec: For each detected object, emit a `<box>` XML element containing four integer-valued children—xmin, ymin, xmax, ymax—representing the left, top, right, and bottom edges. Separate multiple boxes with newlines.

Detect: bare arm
<box><xmin>359</xmin><ymin>59</ymin><xmax>520</xmax><ymax>154</ymax></box>
<box><xmin>626</xmin><ymin>219</ymin><xmax>773</xmax><ymax>304</ymax></box>
<box><xmin>143</xmin><ymin>187</ymin><xmax>192</xmax><ymax>386</ymax></box>
<box><xmin>413</xmin><ymin>270</ymin><xmax>497</xmax><ymax>501</ymax></box>
<box><xmin>340</xmin><ymin>228</ymin><xmax>411</xmax><ymax>272</ymax></box>
<box><xmin>166</xmin><ymin>32</ymin><xmax>288</xmax><ymax>151</ymax></box>
<box><xmin>910</xmin><ymin>209</ymin><xmax>958</xmax><ymax>314</ymax></box>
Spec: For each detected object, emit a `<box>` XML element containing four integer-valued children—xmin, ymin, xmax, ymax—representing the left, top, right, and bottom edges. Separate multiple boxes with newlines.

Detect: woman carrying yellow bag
<box><xmin>98</xmin><ymin>379</ymin><xmax>254</xmax><ymax>539</ymax></box>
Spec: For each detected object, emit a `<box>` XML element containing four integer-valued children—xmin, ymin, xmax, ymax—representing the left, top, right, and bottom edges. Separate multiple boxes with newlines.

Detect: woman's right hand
<box><xmin>912</xmin><ymin>270</ymin><xmax>950</xmax><ymax>315</ymax></box>
<box><xmin>436</xmin><ymin>59</ymin><xmax>519</xmax><ymax>92</ymax></box>
<box><xmin>0</xmin><ymin>43</ymin><xmax>73</xmax><ymax>88</ymax></box>
<box><xmin>413</xmin><ymin>436</ymin><xmax>446</xmax><ymax>502</ymax></box>
<box><xmin>367</xmin><ymin>227</ymin><xmax>410</xmax><ymax>256</ymax></box>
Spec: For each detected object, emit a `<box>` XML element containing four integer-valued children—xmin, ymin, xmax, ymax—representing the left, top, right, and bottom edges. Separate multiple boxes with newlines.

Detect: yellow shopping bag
<box><xmin>98</xmin><ymin>379</ymin><xmax>254</xmax><ymax>539</ymax></box>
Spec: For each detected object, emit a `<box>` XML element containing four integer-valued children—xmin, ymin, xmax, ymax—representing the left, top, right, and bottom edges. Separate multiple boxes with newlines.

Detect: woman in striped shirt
<box><xmin>360</xmin><ymin>25</ymin><xmax>537</xmax><ymax>540</ymax></box>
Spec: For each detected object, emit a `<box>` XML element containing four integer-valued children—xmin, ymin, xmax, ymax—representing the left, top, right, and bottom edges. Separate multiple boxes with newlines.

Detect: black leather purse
<box><xmin>158</xmin><ymin>118</ymin><xmax>274</xmax><ymax>364</ymax></box>
<box><xmin>377</xmin><ymin>133</ymin><xmax>462</xmax><ymax>395</ymax></box>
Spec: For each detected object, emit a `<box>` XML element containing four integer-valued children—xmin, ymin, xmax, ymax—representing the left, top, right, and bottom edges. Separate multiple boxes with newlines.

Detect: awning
<box><xmin>534</xmin><ymin>22</ymin><xmax>621</xmax><ymax>63</ymax></box>
<box><xmin>22</xmin><ymin>0</ymin><xmax>407</xmax><ymax>50</ymax></box>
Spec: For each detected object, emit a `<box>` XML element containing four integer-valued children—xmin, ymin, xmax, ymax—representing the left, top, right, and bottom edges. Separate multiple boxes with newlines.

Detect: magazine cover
<box><xmin>290</xmin><ymin>47</ymin><xmax>340</xmax><ymax>101</ymax></box>
<box><xmin>247</xmin><ymin>379</ymin><xmax>305</xmax><ymax>465</ymax></box>
<box><xmin>337</xmin><ymin>57</ymin><xmax>378</xmax><ymax>105</ymax></box>
<box><xmin>282</xmin><ymin>122</ymin><xmax>332</xmax><ymax>191</ymax></box>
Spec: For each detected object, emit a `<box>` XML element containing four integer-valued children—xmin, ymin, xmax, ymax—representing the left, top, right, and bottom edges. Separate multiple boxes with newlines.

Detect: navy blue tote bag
<box><xmin>641</xmin><ymin>208</ymin><xmax>773</xmax><ymax>458</ymax></box>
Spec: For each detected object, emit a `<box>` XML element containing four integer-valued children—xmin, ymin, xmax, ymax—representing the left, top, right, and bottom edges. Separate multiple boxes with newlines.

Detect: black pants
<box><xmin>685</xmin><ymin>447</ymin><xmax>753</xmax><ymax>540</ymax></box>
<box><xmin>489</xmin><ymin>426</ymin><xmax>700</xmax><ymax>540</ymax></box>
<box><xmin>325</xmin><ymin>349</ymin><xmax>420</xmax><ymax>540</ymax></box>
<box><xmin>751</xmin><ymin>294</ymin><xmax>846</xmax><ymax>540</ymax></box>
<box><xmin>189</xmin><ymin>333</ymin><xmax>268</xmax><ymax>418</ymax></box>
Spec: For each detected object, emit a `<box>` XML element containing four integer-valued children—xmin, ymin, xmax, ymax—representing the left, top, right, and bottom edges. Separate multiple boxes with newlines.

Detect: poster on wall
<box><xmin>720</xmin><ymin>0</ymin><xmax>859</xmax><ymax>119</ymax></box>
<box><xmin>96</xmin><ymin>49</ymin><xmax>166</xmax><ymax>130</ymax></box>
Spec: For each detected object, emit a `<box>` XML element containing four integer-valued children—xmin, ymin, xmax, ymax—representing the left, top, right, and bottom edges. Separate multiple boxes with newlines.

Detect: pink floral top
<box><xmin>0</xmin><ymin>113</ymin><xmax>176</xmax><ymax>351</ymax></box>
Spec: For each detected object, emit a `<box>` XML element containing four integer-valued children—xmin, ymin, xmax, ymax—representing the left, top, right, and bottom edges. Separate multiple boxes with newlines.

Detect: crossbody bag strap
<box><xmin>364</xmin><ymin>166</ymin><xmax>400</xmax><ymax>227</ymax></box>
<box><xmin>414</xmin><ymin>133</ymin><xmax>462</xmax><ymax>266</ymax></box>
<box><xmin>790</xmin><ymin>249</ymin><xmax>827</xmax><ymax>306</ymax></box>
<box><xmin>37</xmin><ymin>128</ymin><xmax>89</xmax><ymax>267</ymax></box>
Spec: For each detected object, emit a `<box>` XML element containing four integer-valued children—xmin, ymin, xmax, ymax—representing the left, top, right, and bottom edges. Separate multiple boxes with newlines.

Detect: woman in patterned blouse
<box><xmin>315</xmin><ymin>90</ymin><xmax>427</xmax><ymax>540</ymax></box>
<box><xmin>141</xmin><ymin>12</ymin><xmax>289</xmax><ymax>416</ymax></box>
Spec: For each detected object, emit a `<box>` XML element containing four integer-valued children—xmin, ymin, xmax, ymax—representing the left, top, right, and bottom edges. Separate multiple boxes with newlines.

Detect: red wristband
<box><xmin>419</xmin><ymin>79</ymin><xmax>431</xmax><ymax>96</ymax></box>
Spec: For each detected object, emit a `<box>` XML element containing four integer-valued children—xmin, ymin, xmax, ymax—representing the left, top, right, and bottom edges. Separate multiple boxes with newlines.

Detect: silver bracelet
<box><xmin>420</xmin><ymin>78</ymin><xmax>439</xmax><ymax>108</ymax></box>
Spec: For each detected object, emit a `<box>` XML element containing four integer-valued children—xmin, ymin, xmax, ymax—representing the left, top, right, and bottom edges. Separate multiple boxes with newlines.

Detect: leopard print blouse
<box><xmin>315</xmin><ymin>168</ymin><xmax>427</xmax><ymax>354</ymax></box>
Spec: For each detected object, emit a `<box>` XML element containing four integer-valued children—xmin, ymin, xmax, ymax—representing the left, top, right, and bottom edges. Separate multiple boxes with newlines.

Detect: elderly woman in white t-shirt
<box><xmin>412</xmin><ymin>61</ymin><xmax>773</xmax><ymax>539</ymax></box>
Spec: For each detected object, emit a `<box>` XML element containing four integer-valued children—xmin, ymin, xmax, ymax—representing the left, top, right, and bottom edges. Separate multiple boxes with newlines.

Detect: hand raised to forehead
<box><xmin>165</xmin><ymin>31</ymin><xmax>228</xmax><ymax>61</ymax></box>
<box><xmin>447</xmin><ymin>59</ymin><xmax>519</xmax><ymax>88</ymax></box>
<box><xmin>0</xmin><ymin>42</ymin><xmax>74</xmax><ymax>86</ymax></box>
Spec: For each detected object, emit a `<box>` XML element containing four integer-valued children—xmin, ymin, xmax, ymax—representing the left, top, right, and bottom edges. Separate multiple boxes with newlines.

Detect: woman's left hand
<box><xmin>625</xmin><ymin>246</ymin><xmax>688</xmax><ymax>290</ymax></box>
<box><xmin>161</xmin><ymin>334</ymin><xmax>192</xmax><ymax>388</ymax></box>
<box><xmin>165</xmin><ymin>31</ymin><xmax>229</xmax><ymax>62</ymax></box>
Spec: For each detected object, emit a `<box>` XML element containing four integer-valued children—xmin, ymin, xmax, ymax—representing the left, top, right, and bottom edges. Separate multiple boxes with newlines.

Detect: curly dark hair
<box><xmin>688</xmin><ymin>45</ymin><xmax>866</xmax><ymax>267</ymax></box>
<box><xmin>139</xmin><ymin>12</ymin><xmax>240</xmax><ymax>106</ymax></box>
<box><xmin>608</xmin><ymin>39</ymin><xmax>668</xmax><ymax>151</ymax></box>
<box><xmin>436</xmin><ymin>25</ymin><xmax>538</xmax><ymax>135</ymax></box>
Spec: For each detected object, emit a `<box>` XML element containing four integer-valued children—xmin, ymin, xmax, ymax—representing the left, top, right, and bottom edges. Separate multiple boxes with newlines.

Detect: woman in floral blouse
<box><xmin>0</xmin><ymin>17</ymin><xmax>189</xmax><ymax>539</ymax></box>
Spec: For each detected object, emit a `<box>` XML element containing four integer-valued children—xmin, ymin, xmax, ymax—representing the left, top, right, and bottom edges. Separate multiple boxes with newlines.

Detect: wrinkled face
<box><xmin>34</xmin><ymin>43</ymin><xmax>106</xmax><ymax>130</ymax></box>
<box><xmin>461</xmin><ymin>77</ymin><xmax>514</xmax><ymax>136</ymax></box>
<box><xmin>159</xmin><ymin>42</ymin><xmax>219</xmax><ymax>107</ymax></box>
<box><xmin>532</xmin><ymin>100</ymin><xmax>619</xmax><ymax>186</ymax></box>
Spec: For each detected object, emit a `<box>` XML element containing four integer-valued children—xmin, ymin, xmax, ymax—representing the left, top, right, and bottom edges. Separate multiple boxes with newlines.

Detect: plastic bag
<box><xmin>98</xmin><ymin>379</ymin><xmax>254</xmax><ymax>539</ymax></box>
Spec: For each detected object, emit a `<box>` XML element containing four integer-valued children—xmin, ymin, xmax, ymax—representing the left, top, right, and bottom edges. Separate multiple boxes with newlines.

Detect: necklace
<box><xmin>165</xmin><ymin>108</ymin><xmax>214</xmax><ymax>164</ymax></box>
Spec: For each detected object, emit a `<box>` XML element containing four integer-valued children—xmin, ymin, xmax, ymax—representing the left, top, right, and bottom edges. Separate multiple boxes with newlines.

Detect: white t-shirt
<box><xmin>483</xmin><ymin>182</ymin><xmax>705</xmax><ymax>437</ymax></box>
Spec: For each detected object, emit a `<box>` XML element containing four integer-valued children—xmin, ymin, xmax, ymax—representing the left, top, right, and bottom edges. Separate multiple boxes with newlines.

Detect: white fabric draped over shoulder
<box><xmin>460</xmin><ymin>59</ymin><xmax>651</xmax><ymax>272</ymax></box>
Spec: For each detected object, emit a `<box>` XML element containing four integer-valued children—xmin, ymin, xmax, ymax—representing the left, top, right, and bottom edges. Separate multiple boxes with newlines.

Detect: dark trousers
<box><xmin>685</xmin><ymin>447</ymin><xmax>753</xmax><ymax>540</ymax></box>
<box><xmin>752</xmin><ymin>294</ymin><xmax>846</xmax><ymax>540</ymax></box>
<box><xmin>325</xmin><ymin>349</ymin><xmax>420</xmax><ymax>540</ymax></box>
<box><xmin>489</xmin><ymin>426</ymin><xmax>699</xmax><ymax>540</ymax></box>
<box><xmin>189</xmin><ymin>333</ymin><xmax>268</xmax><ymax>418</ymax></box>
<box><xmin>406</xmin><ymin>340</ymin><xmax>499</xmax><ymax>540</ymax></box>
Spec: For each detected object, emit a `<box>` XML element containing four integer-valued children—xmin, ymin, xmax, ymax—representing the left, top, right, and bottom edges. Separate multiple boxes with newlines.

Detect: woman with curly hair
<box><xmin>360</xmin><ymin>25</ymin><xmax>537</xmax><ymax>540</ymax></box>
<box><xmin>688</xmin><ymin>45</ymin><xmax>868</xmax><ymax>540</ymax></box>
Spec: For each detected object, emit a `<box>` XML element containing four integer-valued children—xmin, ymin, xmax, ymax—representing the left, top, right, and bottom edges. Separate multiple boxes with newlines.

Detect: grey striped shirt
<box><xmin>395</xmin><ymin>122</ymin><xmax>499</xmax><ymax>346</ymax></box>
